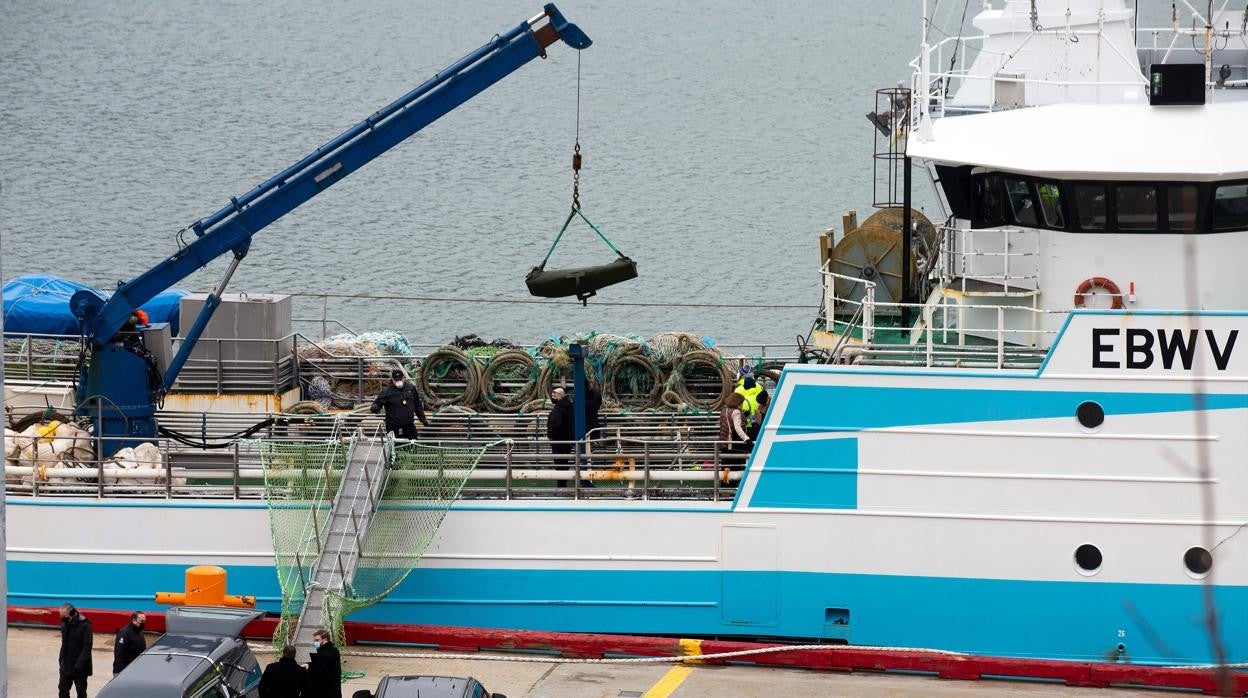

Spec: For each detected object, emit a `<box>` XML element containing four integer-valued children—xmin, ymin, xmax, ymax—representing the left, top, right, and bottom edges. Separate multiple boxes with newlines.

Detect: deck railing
<box><xmin>909</xmin><ymin>11</ymin><xmax>1246</xmax><ymax>123</ymax></box>
<box><xmin>2</xmin><ymin>425</ymin><xmax>747</xmax><ymax>503</ymax></box>
<box><xmin>4</xmin><ymin>330</ymin><xmax>799</xmax><ymax>402</ymax></box>
<box><xmin>818</xmin><ymin>223</ymin><xmax>1063</xmax><ymax>368</ymax></box>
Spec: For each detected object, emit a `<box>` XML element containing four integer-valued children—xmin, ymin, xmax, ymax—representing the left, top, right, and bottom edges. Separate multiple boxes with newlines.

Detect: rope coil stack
<box><xmin>298</xmin><ymin>331</ymin><xmax>764</xmax><ymax>414</ymax></box>
<box><xmin>419</xmin><ymin>331</ymin><xmax>739</xmax><ymax>414</ymax></box>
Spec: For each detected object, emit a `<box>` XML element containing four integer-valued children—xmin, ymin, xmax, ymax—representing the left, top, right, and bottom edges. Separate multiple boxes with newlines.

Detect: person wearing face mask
<box><xmin>112</xmin><ymin>610</ymin><xmax>147</xmax><ymax>676</ymax></box>
<box><xmin>305</xmin><ymin>628</ymin><xmax>342</xmax><ymax>698</ymax></box>
<box><xmin>370</xmin><ymin>369</ymin><xmax>429</xmax><ymax>439</ymax></box>
<box><xmin>57</xmin><ymin>602</ymin><xmax>93</xmax><ymax>698</ymax></box>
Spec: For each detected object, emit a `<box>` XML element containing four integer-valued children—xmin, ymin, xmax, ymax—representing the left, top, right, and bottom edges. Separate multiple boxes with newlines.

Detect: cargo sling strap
<box><xmin>525</xmin><ymin>51</ymin><xmax>637</xmax><ymax>305</ymax></box>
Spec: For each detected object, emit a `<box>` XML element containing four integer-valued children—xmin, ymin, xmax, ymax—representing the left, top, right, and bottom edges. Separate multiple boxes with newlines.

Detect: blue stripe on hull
<box><xmin>779</xmin><ymin>385</ymin><xmax>1248</xmax><ymax>435</ymax></box>
<box><xmin>9</xmin><ymin>560</ymin><xmax>1244</xmax><ymax>665</ymax></box>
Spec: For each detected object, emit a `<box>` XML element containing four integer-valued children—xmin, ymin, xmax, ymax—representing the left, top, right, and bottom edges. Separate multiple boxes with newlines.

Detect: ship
<box><xmin>4</xmin><ymin>0</ymin><xmax>1248</xmax><ymax>673</ymax></box>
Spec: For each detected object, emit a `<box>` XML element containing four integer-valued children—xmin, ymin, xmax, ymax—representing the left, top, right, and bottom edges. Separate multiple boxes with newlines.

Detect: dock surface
<box><xmin>6</xmin><ymin>626</ymin><xmax>1166</xmax><ymax>697</ymax></box>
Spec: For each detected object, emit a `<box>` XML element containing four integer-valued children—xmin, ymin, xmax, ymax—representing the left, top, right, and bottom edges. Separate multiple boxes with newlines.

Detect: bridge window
<box><xmin>974</xmin><ymin>174</ymin><xmax>1007</xmax><ymax>226</ymax></box>
<box><xmin>1073</xmin><ymin>184</ymin><xmax>1107</xmax><ymax>230</ymax></box>
<box><xmin>1116</xmin><ymin>185</ymin><xmax>1158</xmax><ymax>231</ymax></box>
<box><xmin>1213</xmin><ymin>183</ymin><xmax>1248</xmax><ymax>231</ymax></box>
<box><xmin>1036</xmin><ymin>182</ymin><xmax>1065</xmax><ymax>228</ymax></box>
<box><xmin>1005</xmin><ymin>178</ymin><xmax>1038</xmax><ymax>226</ymax></box>
<box><xmin>1168</xmin><ymin>185</ymin><xmax>1199</xmax><ymax>232</ymax></box>
<box><xmin>961</xmin><ymin>173</ymin><xmax>1243</xmax><ymax>233</ymax></box>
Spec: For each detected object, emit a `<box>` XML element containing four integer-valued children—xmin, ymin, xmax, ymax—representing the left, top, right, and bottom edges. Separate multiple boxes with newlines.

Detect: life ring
<box><xmin>1074</xmin><ymin>276</ymin><xmax>1124</xmax><ymax>310</ymax></box>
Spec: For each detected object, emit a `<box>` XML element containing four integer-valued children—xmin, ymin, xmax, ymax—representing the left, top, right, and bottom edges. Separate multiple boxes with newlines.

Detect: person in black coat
<box><xmin>58</xmin><ymin>603</ymin><xmax>92</xmax><ymax>698</ymax></box>
<box><xmin>547</xmin><ymin>388</ymin><xmax>574</xmax><ymax>486</ymax></box>
<box><xmin>305</xmin><ymin>629</ymin><xmax>342</xmax><ymax>698</ymax></box>
<box><xmin>260</xmin><ymin>645</ymin><xmax>308</xmax><ymax>697</ymax></box>
<box><xmin>112</xmin><ymin>610</ymin><xmax>147</xmax><ymax>675</ymax></box>
<box><xmin>370</xmin><ymin>369</ymin><xmax>429</xmax><ymax>439</ymax></box>
<box><xmin>585</xmin><ymin>384</ymin><xmax>604</xmax><ymax>432</ymax></box>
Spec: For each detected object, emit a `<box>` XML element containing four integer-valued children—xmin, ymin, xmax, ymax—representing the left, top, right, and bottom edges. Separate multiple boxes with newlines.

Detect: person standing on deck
<box><xmin>548</xmin><ymin>387</ymin><xmax>575</xmax><ymax>487</ymax></box>
<box><xmin>746</xmin><ymin>391</ymin><xmax>770</xmax><ymax>444</ymax></box>
<box><xmin>585</xmin><ymin>383</ymin><xmax>604</xmax><ymax>433</ymax></box>
<box><xmin>112</xmin><ymin>611</ymin><xmax>146</xmax><ymax>676</ymax></box>
<box><xmin>734</xmin><ymin>375</ymin><xmax>765</xmax><ymax>428</ymax></box>
<box><xmin>305</xmin><ymin>629</ymin><xmax>342</xmax><ymax>698</ymax></box>
<box><xmin>57</xmin><ymin>603</ymin><xmax>92</xmax><ymax>698</ymax></box>
<box><xmin>370</xmin><ymin>369</ymin><xmax>429</xmax><ymax>439</ymax></box>
<box><xmin>718</xmin><ymin>392</ymin><xmax>752</xmax><ymax>458</ymax></box>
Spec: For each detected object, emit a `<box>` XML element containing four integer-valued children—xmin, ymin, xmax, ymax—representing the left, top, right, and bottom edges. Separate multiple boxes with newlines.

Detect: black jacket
<box><xmin>585</xmin><ymin>386</ymin><xmax>603</xmax><ymax>431</ymax></box>
<box><xmin>260</xmin><ymin>656</ymin><xmax>308</xmax><ymax>698</ymax></box>
<box><xmin>369</xmin><ymin>382</ymin><xmax>428</xmax><ymax>428</ymax></box>
<box><xmin>59</xmin><ymin>612</ymin><xmax>93</xmax><ymax>677</ymax></box>
<box><xmin>112</xmin><ymin>621</ymin><xmax>146</xmax><ymax>674</ymax></box>
<box><xmin>547</xmin><ymin>396</ymin><xmax>574</xmax><ymax>442</ymax></box>
<box><xmin>306</xmin><ymin>642</ymin><xmax>342</xmax><ymax>698</ymax></box>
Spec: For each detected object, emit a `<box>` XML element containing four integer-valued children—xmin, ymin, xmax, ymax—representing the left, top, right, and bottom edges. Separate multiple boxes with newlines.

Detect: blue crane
<box><xmin>68</xmin><ymin>5</ymin><xmax>591</xmax><ymax>451</ymax></box>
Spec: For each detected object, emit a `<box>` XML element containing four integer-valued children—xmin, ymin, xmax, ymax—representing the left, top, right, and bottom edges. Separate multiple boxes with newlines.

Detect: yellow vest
<box><xmin>734</xmin><ymin>380</ymin><xmax>762</xmax><ymax>421</ymax></box>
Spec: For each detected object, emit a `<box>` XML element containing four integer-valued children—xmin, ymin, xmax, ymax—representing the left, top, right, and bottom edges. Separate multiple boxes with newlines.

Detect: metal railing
<box><xmin>939</xmin><ymin>224</ymin><xmax>1040</xmax><ymax>295</ymax></box>
<box><xmin>4</xmin><ymin>330</ymin><xmax>799</xmax><ymax>405</ymax></box>
<box><xmin>909</xmin><ymin>12</ymin><xmax>1247</xmax><ymax>123</ymax></box>
<box><xmin>3</xmin><ymin>411</ymin><xmax>746</xmax><ymax>502</ymax></box>
<box><xmin>818</xmin><ymin>223</ymin><xmax>1063</xmax><ymax>367</ymax></box>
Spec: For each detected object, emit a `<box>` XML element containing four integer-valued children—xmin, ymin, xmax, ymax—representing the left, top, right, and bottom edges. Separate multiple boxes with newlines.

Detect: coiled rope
<box><xmin>418</xmin><ymin>346</ymin><xmax>482</xmax><ymax>408</ymax></box>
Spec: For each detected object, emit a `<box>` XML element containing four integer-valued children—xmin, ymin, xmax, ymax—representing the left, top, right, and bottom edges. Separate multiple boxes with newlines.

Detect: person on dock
<box><xmin>370</xmin><ymin>369</ymin><xmax>429</xmax><ymax>439</ymax></box>
<box><xmin>112</xmin><ymin>610</ymin><xmax>146</xmax><ymax>676</ymax></box>
<box><xmin>260</xmin><ymin>645</ymin><xmax>308</xmax><ymax>697</ymax></box>
<box><xmin>57</xmin><ymin>603</ymin><xmax>93</xmax><ymax>698</ymax></box>
<box><xmin>305</xmin><ymin>629</ymin><xmax>342</xmax><ymax>698</ymax></box>
<box><xmin>719</xmin><ymin>392</ymin><xmax>752</xmax><ymax>458</ymax></box>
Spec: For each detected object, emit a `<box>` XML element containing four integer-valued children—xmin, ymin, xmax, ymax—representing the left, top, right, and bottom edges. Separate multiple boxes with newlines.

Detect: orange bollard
<box><xmin>155</xmin><ymin>565</ymin><xmax>256</xmax><ymax>608</ymax></box>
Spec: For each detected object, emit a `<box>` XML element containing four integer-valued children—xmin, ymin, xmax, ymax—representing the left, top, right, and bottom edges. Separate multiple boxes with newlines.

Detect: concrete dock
<box><xmin>5</xmin><ymin>626</ymin><xmax>1168</xmax><ymax>697</ymax></box>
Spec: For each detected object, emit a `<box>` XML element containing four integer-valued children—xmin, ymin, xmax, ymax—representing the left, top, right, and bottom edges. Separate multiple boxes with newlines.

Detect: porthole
<box><xmin>1074</xmin><ymin>544</ymin><xmax>1102</xmax><ymax>574</ymax></box>
<box><xmin>1076</xmin><ymin>401</ymin><xmax>1104</xmax><ymax>430</ymax></box>
<box><xmin>1184</xmin><ymin>547</ymin><xmax>1213</xmax><ymax>577</ymax></box>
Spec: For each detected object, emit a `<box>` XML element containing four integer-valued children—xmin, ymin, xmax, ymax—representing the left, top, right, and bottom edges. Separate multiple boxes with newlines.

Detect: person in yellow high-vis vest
<box><xmin>734</xmin><ymin>375</ymin><xmax>764</xmax><ymax>426</ymax></box>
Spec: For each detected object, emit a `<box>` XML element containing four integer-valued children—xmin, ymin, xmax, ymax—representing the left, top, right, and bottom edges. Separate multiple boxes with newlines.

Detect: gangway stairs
<box><xmin>291</xmin><ymin>433</ymin><xmax>389</xmax><ymax>661</ymax></box>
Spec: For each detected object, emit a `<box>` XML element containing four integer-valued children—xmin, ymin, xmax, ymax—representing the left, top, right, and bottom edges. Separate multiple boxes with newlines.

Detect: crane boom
<box><xmin>70</xmin><ymin>5</ymin><xmax>590</xmax><ymax>449</ymax></box>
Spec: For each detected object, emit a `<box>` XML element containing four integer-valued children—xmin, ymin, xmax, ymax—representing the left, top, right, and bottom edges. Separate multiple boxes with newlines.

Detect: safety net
<box><xmin>260</xmin><ymin>440</ymin><xmax>345</xmax><ymax>649</ymax></box>
<box><xmin>261</xmin><ymin>438</ymin><xmax>493</xmax><ymax>648</ymax></box>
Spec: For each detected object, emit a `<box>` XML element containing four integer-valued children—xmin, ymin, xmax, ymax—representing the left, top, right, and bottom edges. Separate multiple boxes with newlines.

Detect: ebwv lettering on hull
<box><xmin>1092</xmin><ymin>328</ymin><xmax>1238</xmax><ymax>370</ymax></box>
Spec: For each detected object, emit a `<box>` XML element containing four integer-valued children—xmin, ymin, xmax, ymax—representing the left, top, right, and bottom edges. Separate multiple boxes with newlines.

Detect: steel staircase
<box><xmin>291</xmin><ymin>433</ymin><xmax>389</xmax><ymax>661</ymax></box>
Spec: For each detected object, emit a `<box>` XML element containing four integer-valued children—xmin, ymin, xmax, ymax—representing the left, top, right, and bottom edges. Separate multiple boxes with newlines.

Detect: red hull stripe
<box><xmin>12</xmin><ymin>606</ymin><xmax>1244</xmax><ymax>694</ymax></box>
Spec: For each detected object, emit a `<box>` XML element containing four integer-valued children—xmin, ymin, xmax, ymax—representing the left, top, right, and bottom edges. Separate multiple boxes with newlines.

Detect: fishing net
<box><xmin>260</xmin><ymin>440</ymin><xmax>346</xmax><ymax>650</ymax></box>
<box><xmin>325</xmin><ymin>440</ymin><xmax>492</xmax><ymax>646</ymax></box>
<box><xmin>261</xmin><ymin>438</ymin><xmax>494</xmax><ymax>649</ymax></box>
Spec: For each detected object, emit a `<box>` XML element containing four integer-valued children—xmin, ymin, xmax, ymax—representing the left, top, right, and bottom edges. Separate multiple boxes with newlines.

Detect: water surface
<box><xmin>1</xmin><ymin>1</ymin><xmax>920</xmax><ymax>346</ymax></box>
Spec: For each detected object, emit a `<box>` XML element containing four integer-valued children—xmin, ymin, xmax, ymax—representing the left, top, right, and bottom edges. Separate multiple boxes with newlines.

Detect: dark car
<box><xmin>352</xmin><ymin>675</ymin><xmax>508</xmax><ymax>698</ymax></box>
<box><xmin>100</xmin><ymin>606</ymin><xmax>264</xmax><ymax>698</ymax></box>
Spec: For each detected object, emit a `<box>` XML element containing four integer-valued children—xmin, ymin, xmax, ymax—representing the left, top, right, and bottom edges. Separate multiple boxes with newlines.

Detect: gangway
<box><xmin>290</xmin><ymin>432</ymin><xmax>389</xmax><ymax>660</ymax></box>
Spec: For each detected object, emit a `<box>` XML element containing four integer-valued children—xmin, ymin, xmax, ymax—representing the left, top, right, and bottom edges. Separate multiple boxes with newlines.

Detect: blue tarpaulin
<box><xmin>2</xmin><ymin>274</ymin><xmax>186</xmax><ymax>336</ymax></box>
